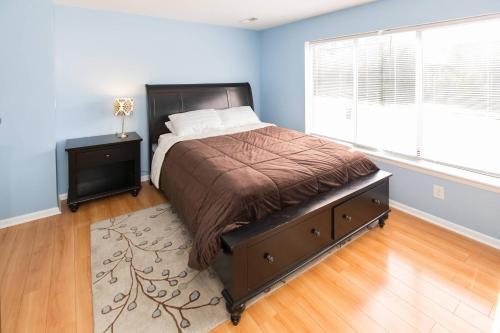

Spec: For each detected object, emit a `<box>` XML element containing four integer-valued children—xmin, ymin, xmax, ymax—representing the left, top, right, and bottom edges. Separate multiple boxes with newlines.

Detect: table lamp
<box><xmin>113</xmin><ymin>98</ymin><xmax>134</xmax><ymax>138</ymax></box>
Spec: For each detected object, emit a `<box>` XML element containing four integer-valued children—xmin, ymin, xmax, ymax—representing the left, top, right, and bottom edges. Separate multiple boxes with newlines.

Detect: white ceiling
<box><xmin>53</xmin><ymin>0</ymin><xmax>375</xmax><ymax>30</ymax></box>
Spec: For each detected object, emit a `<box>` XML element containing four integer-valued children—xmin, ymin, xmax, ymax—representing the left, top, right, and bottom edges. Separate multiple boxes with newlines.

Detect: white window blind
<box><xmin>422</xmin><ymin>20</ymin><xmax>500</xmax><ymax>174</ymax></box>
<box><xmin>356</xmin><ymin>32</ymin><xmax>417</xmax><ymax>155</ymax></box>
<box><xmin>307</xmin><ymin>16</ymin><xmax>500</xmax><ymax>177</ymax></box>
<box><xmin>311</xmin><ymin>40</ymin><xmax>354</xmax><ymax>142</ymax></box>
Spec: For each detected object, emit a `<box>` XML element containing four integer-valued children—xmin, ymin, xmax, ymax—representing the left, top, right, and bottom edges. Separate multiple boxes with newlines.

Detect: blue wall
<box><xmin>259</xmin><ymin>0</ymin><xmax>500</xmax><ymax>238</ymax></box>
<box><xmin>54</xmin><ymin>6</ymin><xmax>261</xmax><ymax>195</ymax></box>
<box><xmin>0</xmin><ymin>0</ymin><xmax>58</xmax><ymax>219</ymax></box>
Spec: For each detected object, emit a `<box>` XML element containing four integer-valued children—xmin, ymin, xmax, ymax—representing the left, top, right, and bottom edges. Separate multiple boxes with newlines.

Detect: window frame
<box><xmin>305</xmin><ymin>13</ymin><xmax>500</xmax><ymax>181</ymax></box>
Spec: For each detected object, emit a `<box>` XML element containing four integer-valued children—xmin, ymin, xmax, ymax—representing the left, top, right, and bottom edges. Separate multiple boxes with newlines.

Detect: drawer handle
<box><xmin>311</xmin><ymin>228</ymin><xmax>321</xmax><ymax>237</ymax></box>
<box><xmin>342</xmin><ymin>214</ymin><xmax>352</xmax><ymax>222</ymax></box>
<box><xmin>264</xmin><ymin>253</ymin><xmax>274</xmax><ymax>264</ymax></box>
<box><xmin>372</xmin><ymin>198</ymin><xmax>381</xmax><ymax>205</ymax></box>
<box><xmin>105</xmin><ymin>154</ymin><xmax>111</xmax><ymax>158</ymax></box>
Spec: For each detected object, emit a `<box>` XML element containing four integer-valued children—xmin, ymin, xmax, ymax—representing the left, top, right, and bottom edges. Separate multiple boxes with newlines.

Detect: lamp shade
<box><xmin>113</xmin><ymin>98</ymin><xmax>134</xmax><ymax>116</ymax></box>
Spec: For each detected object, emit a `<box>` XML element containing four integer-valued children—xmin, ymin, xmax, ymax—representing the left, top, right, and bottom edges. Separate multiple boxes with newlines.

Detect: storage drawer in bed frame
<box><xmin>333</xmin><ymin>181</ymin><xmax>389</xmax><ymax>241</ymax></box>
<box><xmin>247</xmin><ymin>209</ymin><xmax>331</xmax><ymax>290</ymax></box>
<box><xmin>213</xmin><ymin>170</ymin><xmax>391</xmax><ymax>322</ymax></box>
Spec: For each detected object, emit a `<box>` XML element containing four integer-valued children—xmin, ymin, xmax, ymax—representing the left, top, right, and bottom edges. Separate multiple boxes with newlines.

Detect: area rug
<box><xmin>91</xmin><ymin>203</ymin><xmax>372</xmax><ymax>333</ymax></box>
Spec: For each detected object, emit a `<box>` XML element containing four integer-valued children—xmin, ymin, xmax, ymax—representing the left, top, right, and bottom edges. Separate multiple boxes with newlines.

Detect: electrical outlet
<box><xmin>433</xmin><ymin>185</ymin><xmax>445</xmax><ymax>200</ymax></box>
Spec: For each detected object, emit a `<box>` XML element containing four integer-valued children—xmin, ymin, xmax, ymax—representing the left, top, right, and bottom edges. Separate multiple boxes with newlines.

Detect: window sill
<box><xmin>320</xmin><ymin>136</ymin><xmax>500</xmax><ymax>194</ymax></box>
<box><xmin>365</xmin><ymin>150</ymin><xmax>500</xmax><ymax>194</ymax></box>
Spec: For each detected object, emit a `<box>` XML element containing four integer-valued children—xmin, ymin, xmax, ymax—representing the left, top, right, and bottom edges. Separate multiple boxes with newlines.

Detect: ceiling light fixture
<box><xmin>241</xmin><ymin>17</ymin><xmax>258</xmax><ymax>23</ymax></box>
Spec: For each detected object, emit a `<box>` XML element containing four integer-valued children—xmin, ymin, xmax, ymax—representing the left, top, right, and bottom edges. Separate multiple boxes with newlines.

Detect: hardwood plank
<box><xmin>335</xmin><ymin>241</ymin><xmax>483</xmax><ymax>333</ymax></box>
<box><xmin>293</xmin><ymin>295</ymin><xmax>356</xmax><ymax>333</ymax></box>
<box><xmin>311</xmin><ymin>262</ymin><xmax>421</xmax><ymax>333</ymax></box>
<box><xmin>0</xmin><ymin>226</ymin><xmax>19</xmax><ymax>284</ymax></box>
<box><xmin>387</xmin><ymin>216</ymin><xmax>471</xmax><ymax>261</ymax></box>
<box><xmin>465</xmin><ymin>251</ymin><xmax>500</xmax><ymax>280</ymax></box>
<box><xmin>259</xmin><ymin>315</ymin><xmax>291</xmax><ymax>333</ymax></box>
<box><xmin>390</xmin><ymin>211</ymin><xmax>476</xmax><ymax>253</ymax></box>
<box><xmin>455</xmin><ymin>302</ymin><xmax>494</xmax><ymax>332</ymax></box>
<box><xmin>430</xmin><ymin>323</ymin><xmax>452</xmax><ymax>333</ymax></box>
<box><xmin>0</xmin><ymin>222</ymin><xmax>39</xmax><ymax>333</ymax></box>
<box><xmin>452</xmin><ymin>270</ymin><xmax>499</xmax><ymax>310</ymax></box>
<box><xmin>374</xmin><ymin>226</ymin><xmax>483</xmax><ymax>279</ymax></box>
<box><xmin>289</xmin><ymin>270</ymin><xmax>388</xmax><ymax>333</ymax></box>
<box><xmin>270</xmin><ymin>307</ymin><xmax>326</xmax><ymax>333</ymax></box>
<box><xmin>270</xmin><ymin>283</ymin><xmax>356</xmax><ymax>333</ymax></box>
<box><xmin>46</xmin><ymin>212</ymin><xmax>77</xmax><ymax>333</ymax></box>
<box><xmin>246</xmin><ymin>297</ymin><xmax>277</xmax><ymax>324</ymax></box>
<box><xmin>347</xmin><ymin>234</ymin><xmax>461</xmax><ymax>312</ymax></box>
<box><xmin>15</xmin><ymin>216</ymin><xmax>56</xmax><ymax>333</ymax></box>
<box><xmin>212</xmin><ymin>311</ymin><xmax>264</xmax><ymax>333</ymax></box>
<box><xmin>361</xmin><ymin>225</ymin><xmax>497</xmax><ymax>305</ymax></box>
<box><xmin>390</xmin><ymin>210</ymin><xmax>488</xmax><ymax>257</ymax></box>
<box><xmin>74</xmin><ymin>224</ymin><xmax>93</xmax><ymax>333</ymax></box>
<box><xmin>353</xmin><ymin>230</ymin><xmax>494</xmax><ymax>315</ymax></box>
<box><xmin>492</xmin><ymin>303</ymin><xmax>500</xmax><ymax>333</ymax></box>
<box><xmin>336</xmin><ymin>256</ymin><xmax>436</xmax><ymax>332</ymax></box>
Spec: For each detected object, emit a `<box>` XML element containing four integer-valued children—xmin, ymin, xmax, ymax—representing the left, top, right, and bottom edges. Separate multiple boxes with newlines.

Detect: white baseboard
<box><xmin>0</xmin><ymin>175</ymin><xmax>151</xmax><ymax>230</ymax></box>
<box><xmin>390</xmin><ymin>200</ymin><xmax>500</xmax><ymax>250</ymax></box>
<box><xmin>58</xmin><ymin>174</ymin><xmax>151</xmax><ymax>201</ymax></box>
<box><xmin>0</xmin><ymin>207</ymin><xmax>61</xmax><ymax>229</ymax></box>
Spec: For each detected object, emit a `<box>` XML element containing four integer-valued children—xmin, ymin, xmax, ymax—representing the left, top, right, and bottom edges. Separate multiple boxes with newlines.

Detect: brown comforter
<box><xmin>159</xmin><ymin>126</ymin><xmax>378</xmax><ymax>269</ymax></box>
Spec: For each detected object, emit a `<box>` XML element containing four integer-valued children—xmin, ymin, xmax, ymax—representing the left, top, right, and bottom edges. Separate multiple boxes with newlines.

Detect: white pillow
<box><xmin>216</xmin><ymin>106</ymin><xmax>260</xmax><ymax>128</ymax></box>
<box><xmin>165</xmin><ymin>121</ymin><xmax>177</xmax><ymax>135</ymax></box>
<box><xmin>168</xmin><ymin>109</ymin><xmax>222</xmax><ymax>136</ymax></box>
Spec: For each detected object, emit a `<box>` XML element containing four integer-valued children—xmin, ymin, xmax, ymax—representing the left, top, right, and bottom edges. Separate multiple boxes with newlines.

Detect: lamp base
<box><xmin>117</xmin><ymin>132</ymin><xmax>128</xmax><ymax>139</ymax></box>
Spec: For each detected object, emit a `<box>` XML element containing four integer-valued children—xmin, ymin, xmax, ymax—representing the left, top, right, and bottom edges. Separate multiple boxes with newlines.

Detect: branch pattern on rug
<box><xmin>91</xmin><ymin>204</ymin><xmax>226</xmax><ymax>333</ymax></box>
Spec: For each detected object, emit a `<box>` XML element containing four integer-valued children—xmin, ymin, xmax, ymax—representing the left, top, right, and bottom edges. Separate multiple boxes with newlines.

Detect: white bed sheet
<box><xmin>150</xmin><ymin>122</ymin><xmax>274</xmax><ymax>187</ymax></box>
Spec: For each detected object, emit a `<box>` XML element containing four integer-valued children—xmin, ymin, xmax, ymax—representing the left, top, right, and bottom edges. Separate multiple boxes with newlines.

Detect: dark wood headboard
<box><xmin>146</xmin><ymin>82</ymin><xmax>254</xmax><ymax>168</ymax></box>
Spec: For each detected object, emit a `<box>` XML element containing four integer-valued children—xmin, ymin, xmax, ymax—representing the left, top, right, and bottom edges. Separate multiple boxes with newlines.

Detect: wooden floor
<box><xmin>0</xmin><ymin>182</ymin><xmax>499</xmax><ymax>333</ymax></box>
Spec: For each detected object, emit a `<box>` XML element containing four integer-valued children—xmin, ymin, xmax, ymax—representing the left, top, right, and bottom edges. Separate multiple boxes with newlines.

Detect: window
<box><xmin>307</xmin><ymin>16</ymin><xmax>500</xmax><ymax>177</ymax></box>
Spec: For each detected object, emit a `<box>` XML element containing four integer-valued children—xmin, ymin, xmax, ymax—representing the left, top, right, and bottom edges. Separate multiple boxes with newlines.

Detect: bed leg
<box><xmin>379</xmin><ymin>213</ymin><xmax>389</xmax><ymax>228</ymax></box>
<box><xmin>227</xmin><ymin>303</ymin><xmax>245</xmax><ymax>326</ymax></box>
<box><xmin>222</xmin><ymin>290</ymin><xmax>245</xmax><ymax>326</ymax></box>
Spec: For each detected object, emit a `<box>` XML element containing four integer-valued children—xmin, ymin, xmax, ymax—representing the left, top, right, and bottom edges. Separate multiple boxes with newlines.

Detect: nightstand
<box><xmin>65</xmin><ymin>132</ymin><xmax>142</xmax><ymax>212</ymax></box>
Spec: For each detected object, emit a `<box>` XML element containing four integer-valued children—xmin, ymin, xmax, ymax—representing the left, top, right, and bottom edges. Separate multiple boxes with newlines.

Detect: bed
<box><xmin>146</xmin><ymin>82</ymin><xmax>391</xmax><ymax>325</ymax></box>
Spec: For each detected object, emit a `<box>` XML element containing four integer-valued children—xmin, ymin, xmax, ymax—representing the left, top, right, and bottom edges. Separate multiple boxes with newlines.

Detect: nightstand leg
<box><xmin>131</xmin><ymin>189</ymin><xmax>140</xmax><ymax>197</ymax></box>
<box><xmin>69</xmin><ymin>203</ymin><xmax>79</xmax><ymax>213</ymax></box>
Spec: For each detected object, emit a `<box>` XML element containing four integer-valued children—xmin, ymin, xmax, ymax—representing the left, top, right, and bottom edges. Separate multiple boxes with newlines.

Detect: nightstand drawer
<box><xmin>77</xmin><ymin>145</ymin><xmax>135</xmax><ymax>169</ymax></box>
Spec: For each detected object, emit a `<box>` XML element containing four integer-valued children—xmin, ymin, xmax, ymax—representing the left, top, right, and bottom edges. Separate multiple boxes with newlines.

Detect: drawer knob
<box><xmin>372</xmin><ymin>198</ymin><xmax>381</xmax><ymax>205</ymax></box>
<box><xmin>311</xmin><ymin>229</ymin><xmax>321</xmax><ymax>237</ymax></box>
<box><xmin>343</xmin><ymin>214</ymin><xmax>352</xmax><ymax>222</ymax></box>
<box><xmin>264</xmin><ymin>253</ymin><xmax>274</xmax><ymax>264</ymax></box>
<box><xmin>105</xmin><ymin>154</ymin><xmax>111</xmax><ymax>158</ymax></box>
